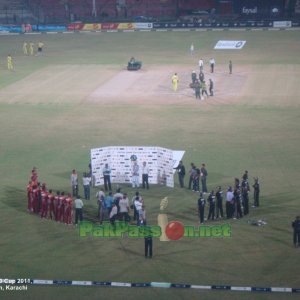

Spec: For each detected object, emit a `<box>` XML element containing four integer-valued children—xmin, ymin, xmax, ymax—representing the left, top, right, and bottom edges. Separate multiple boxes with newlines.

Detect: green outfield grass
<box><xmin>0</xmin><ymin>30</ymin><xmax>300</xmax><ymax>300</ymax></box>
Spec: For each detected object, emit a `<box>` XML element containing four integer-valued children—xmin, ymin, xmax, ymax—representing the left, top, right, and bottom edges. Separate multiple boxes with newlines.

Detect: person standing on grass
<box><xmin>144</xmin><ymin>226</ymin><xmax>153</xmax><ymax>258</ymax></box>
<box><xmin>215</xmin><ymin>186</ymin><xmax>224</xmax><ymax>219</ymax></box>
<box><xmin>134</xmin><ymin>196</ymin><xmax>143</xmax><ymax>225</ymax></box>
<box><xmin>209</xmin><ymin>79</ymin><xmax>214</xmax><ymax>96</ymax></box>
<box><xmin>174</xmin><ymin>160</ymin><xmax>186</xmax><ymax>188</ymax></box>
<box><xmin>190</xmin><ymin>43</ymin><xmax>194</xmax><ymax>55</ymax></box>
<box><xmin>29</xmin><ymin>41</ymin><xmax>34</xmax><ymax>55</ymax></box>
<box><xmin>199</xmin><ymin>71</ymin><xmax>205</xmax><ymax>83</ymax></box>
<box><xmin>200</xmin><ymin>163</ymin><xmax>208</xmax><ymax>193</ymax></box>
<box><xmin>234</xmin><ymin>188</ymin><xmax>243</xmax><ymax>219</ymax></box>
<box><xmin>199</xmin><ymin>58</ymin><xmax>204</xmax><ymax>72</ymax></box>
<box><xmin>40</xmin><ymin>184</ymin><xmax>48</xmax><ymax>219</ymax></box>
<box><xmin>55</xmin><ymin>191</ymin><xmax>61</xmax><ymax>221</ymax></box>
<box><xmin>207</xmin><ymin>190</ymin><xmax>215</xmax><ymax>221</ymax></box>
<box><xmin>82</xmin><ymin>172</ymin><xmax>91</xmax><ymax>200</ymax></box>
<box><xmin>209</xmin><ymin>58</ymin><xmax>215</xmax><ymax>73</ymax></box>
<box><xmin>23</xmin><ymin>41</ymin><xmax>28</xmax><ymax>55</ymax></box>
<box><xmin>119</xmin><ymin>193</ymin><xmax>130</xmax><ymax>223</ymax></box>
<box><xmin>109</xmin><ymin>203</ymin><xmax>118</xmax><ymax>227</ymax></box>
<box><xmin>104</xmin><ymin>191</ymin><xmax>114</xmax><ymax>216</ymax></box>
<box><xmin>139</xmin><ymin>205</ymin><xmax>146</xmax><ymax>226</ymax></box>
<box><xmin>193</xmin><ymin>166</ymin><xmax>200</xmax><ymax>192</ymax></box>
<box><xmin>198</xmin><ymin>192</ymin><xmax>206</xmax><ymax>224</ymax></box>
<box><xmin>252</xmin><ymin>177</ymin><xmax>260</xmax><ymax>207</ymax></box>
<box><xmin>27</xmin><ymin>181</ymin><xmax>33</xmax><ymax>212</ymax></box>
<box><xmin>242</xmin><ymin>170</ymin><xmax>248</xmax><ymax>181</ymax></box>
<box><xmin>191</xmin><ymin>70</ymin><xmax>197</xmax><ymax>84</ymax></box>
<box><xmin>194</xmin><ymin>80</ymin><xmax>201</xmax><ymax>100</ymax></box>
<box><xmin>226</xmin><ymin>187</ymin><xmax>234</xmax><ymax>219</ymax></box>
<box><xmin>64</xmin><ymin>193</ymin><xmax>73</xmax><ymax>225</ymax></box>
<box><xmin>241</xmin><ymin>179</ymin><xmax>250</xmax><ymax>215</ymax></box>
<box><xmin>71</xmin><ymin>169</ymin><xmax>78</xmax><ymax>197</ymax></box>
<box><xmin>31</xmin><ymin>167</ymin><xmax>38</xmax><ymax>184</ymax></box>
<box><xmin>74</xmin><ymin>195</ymin><xmax>84</xmax><ymax>225</ymax></box>
<box><xmin>229</xmin><ymin>60</ymin><xmax>232</xmax><ymax>74</ymax></box>
<box><xmin>188</xmin><ymin>163</ymin><xmax>197</xmax><ymax>190</ymax></box>
<box><xmin>96</xmin><ymin>188</ymin><xmax>105</xmax><ymax>221</ymax></box>
<box><xmin>132</xmin><ymin>161</ymin><xmax>140</xmax><ymax>188</ymax></box>
<box><xmin>142</xmin><ymin>161</ymin><xmax>149</xmax><ymax>189</ymax></box>
<box><xmin>132</xmin><ymin>191</ymin><xmax>143</xmax><ymax>221</ymax></box>
<box><xmin>59</xmin><ymin>192</ymin><xmax>66</xmax><ymax>223</ymax></box>
<box><xmin>292</xmin><ymin>216</ymin><xmax>300</xmax><ymax>248</ymax></box>
<box><xmin>7</xmin><ymin>54</ymin><xmax>14</xmax><ymax>71</ymax></box>
<box><xmin>201</xmin><ymin>81</ymin><xmax>209</xmax><ymax>99</ymax></box>
<box><xmin>102</xmin><ymin>163</ymin><xmax>112</xmax><ymax>192</ymax></box>
<box><xmin>171</xmin><ymin>73</ymin><xmax>179</xmax><ymax>92</ymax></box>
<box><xmin>48</xmin><ymin>189</ymin><xmax>55</xmax><ymax>220</ymax></box>
<box><xmin>36</xmin><ymin>41</ymin><xmax>44</xmax><ymax>56</ymax></box>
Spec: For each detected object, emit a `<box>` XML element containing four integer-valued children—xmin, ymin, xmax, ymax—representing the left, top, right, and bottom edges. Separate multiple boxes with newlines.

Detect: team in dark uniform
<box><xmin>194</xmin><ymin>170</ymin><xmax>262</xmax><ymax>223</ymax></box>
<box><xmin>207</xmin><ymin>191</ymin><xmax>215</xmax><ymax>221</ymax></box>
<box><xmin>292</xmin><ymin>216</ymin><xmax>300</xmax><ymax>248</ymax></box>
<box><xmin>216</xmin><ymin>186</ymin><xmax>224</xmax><ymax>219</ymax></box>
<box><xmin>174</xmin><ymin>161</ymin><xmax>186</xmax><ymax>188</ymax></box>
<box><xmin>253</xmin><ymin>177</ymin><xmax>260</xmax><ymax>207</ymax></box>
<box><xmin>198</xmin><ymin>192</ymin><xmax>206</xmax><ymax>224</ymax></box>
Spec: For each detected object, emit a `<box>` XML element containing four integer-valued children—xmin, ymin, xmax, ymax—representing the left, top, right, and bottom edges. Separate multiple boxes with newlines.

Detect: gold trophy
<box><xmin>157</xmin><ymin>197</ymin><xmax>169</xmax><ymax>241</ymax></box>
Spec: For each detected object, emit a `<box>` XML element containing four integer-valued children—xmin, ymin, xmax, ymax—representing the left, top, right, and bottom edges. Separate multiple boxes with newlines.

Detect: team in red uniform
<box><xmin>40</xmin><ymin>184</ymin><xmax>48</xmax><ymax>218</ymax></box>
<box><xmin>64</xmin><ymin>193</ymin><xmax>73</xmax><ymax>225</ymax></box>
<box><xmin>27</xmin><ymin>168</ymin><xmax>73</xmax><ymax>224</ymax></box>
<box><xmin>55</xmin><ymin>191</ymin><xmax>61</xmax><ymax>221</ymax></box>
<box><xmin>59</xmin><ymin>192</ymin><xmax>66</xmax><ymax>222</ymax></box>
<box><xmin>48</xmin><ymin>190</ymin><xmax>55</xmax><ymax>220</ymax></box>
<box><xmin>27</xmin><ymin>181</ymin><xmax>32</xmax><ymax>212</ymax></box>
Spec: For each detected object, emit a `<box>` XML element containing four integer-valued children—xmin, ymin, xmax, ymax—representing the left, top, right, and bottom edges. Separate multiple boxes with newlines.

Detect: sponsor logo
<box><xmin>214</xmin><ymin>40</ymin><xmax>246</xmax><ymax>50</ymax></box>
<box><xmin>242</xmin><ymin>6</ymin><xmax>258</xmax><ymax>15</ymax></box>
<box><xmin>130</xmin><ymin>154</ymin><xmax>137</xmax><ymax>161</ymax></box>
<box><xmin>134</xmin><ymin>23</ymin><xmax>153</xmax><ymax>29</ymax></box>
<box><xmin>273</xmin><ymin>21</ymin><xmax>292</xmax><ymax>28</ymax></box>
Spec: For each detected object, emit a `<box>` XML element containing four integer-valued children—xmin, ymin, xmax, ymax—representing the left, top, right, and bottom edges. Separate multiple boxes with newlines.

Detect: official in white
<box><xmin>190</xmin><ymin>43</ymin><xmax>194</xmax><ymax>55</ymax></box>
<box><xmin>199</xmin><ymin>58</ymin><xmax>204</xmax><ymax>72</ymax></box>
<box><xmin>132</xmin><ymin>161</ymin><xmax>140</xmax><ymax>188</ymax></box>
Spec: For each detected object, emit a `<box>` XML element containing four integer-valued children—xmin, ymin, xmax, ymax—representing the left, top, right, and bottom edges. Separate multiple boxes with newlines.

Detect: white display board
<box><xmin>91</xmin><ymin>146</ymin><xmax>185</xmax><ymax>188</ymax></box>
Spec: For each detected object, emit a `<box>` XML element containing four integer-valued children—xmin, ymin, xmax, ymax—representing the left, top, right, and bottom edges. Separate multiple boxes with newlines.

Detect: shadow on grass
<box><xmin>2</xmin><ymin>186</ymin><xmax>27</xmax><ymax>214</ymax></box>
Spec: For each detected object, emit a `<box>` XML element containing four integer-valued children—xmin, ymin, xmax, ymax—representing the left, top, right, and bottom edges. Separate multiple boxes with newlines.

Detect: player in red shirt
<box><xmin>59</xmin><ymin>192</ymin><xmax>66</xmax><ymax>223</ymax></box>
<box><xmin>55</xmin><ymin>191</ymin><xmax>61</xmax><ymax>222</ymax></box>
<box><xmin>32</xmin><ymin>184</ymin><xmax>39</xmax><ymax>214</ymax></box>
<box><xmin>64</xmin><ymin>193</ymin><xmax>73</xmax><ymax>224</ymax></box>
<box><xmin>27</xmin><ymin>181</ymin><xmax>32</xmax><ymax>212</ymax></box>
<box><xmin>36</xmin><ymin>182</ymin><xmax>43</xmax><ymax>214</ymax></box>
<box><xmin>48</xmin><ymin>190</ymin><xmax>55</xmax><ymax>220</ymax></box>
<box><xmin>40</xmin><ymin>184</ymin><xmax>48</xmax><ymax>218</ymax></box>
<box><xmin>30</xmin><ymin>167</ymin><xmax>38</xmax><ymax>185</ymax></box>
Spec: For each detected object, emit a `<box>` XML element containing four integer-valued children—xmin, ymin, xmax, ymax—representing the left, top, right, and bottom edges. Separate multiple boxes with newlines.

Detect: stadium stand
<box><xmin>1</xmin><ymin>0</ymin><xmax>296</xmax><ymax>25</ymax></box>
<box><xmin>0</xmin><ymin>0</ymin><xmax>34</xmax><ymax>23</ymax></box>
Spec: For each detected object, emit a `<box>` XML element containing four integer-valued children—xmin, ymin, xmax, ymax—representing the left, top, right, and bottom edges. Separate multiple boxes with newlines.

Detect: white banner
<box><xmin>214</xmin><ymin>40</ymin><xmax>246</xmax><ymax>50</ymax></box>
<box><xmin>134</xmin><ymin>23</ymin><xmax>153</xmax><ymax>29</ymax></box>
<box><xmin>273</xmin><ymin>21</ymin><xmax>292</xmax><ymax>28</ymax></box>
<box><xmin>91</xmin><ymin>146</ymin><xmax>185</xmax><ymax>188</ymax></box>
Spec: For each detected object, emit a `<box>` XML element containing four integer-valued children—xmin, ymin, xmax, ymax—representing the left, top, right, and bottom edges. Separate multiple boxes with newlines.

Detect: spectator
<box><xmin>119</xmin><ymin>193</ymin><xmax>130</xmax><ymax>223</ymax></box>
